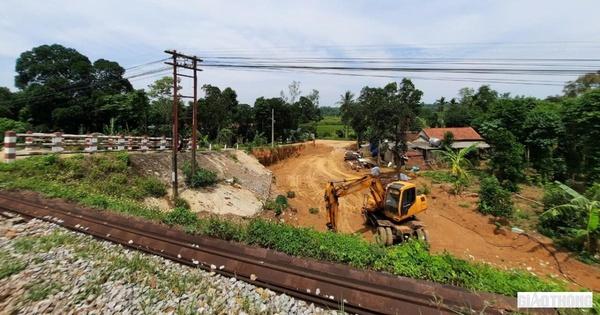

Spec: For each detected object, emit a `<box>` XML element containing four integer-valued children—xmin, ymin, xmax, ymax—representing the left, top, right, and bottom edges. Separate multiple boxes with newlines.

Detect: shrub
<box><xmin>0</xmin><ymin>118</ymin><xmax>29</xmax><ymax>137</ymax></box>
<box><xmin>263</xmin><ymin>198</ymin><xmax>276</xmax><ymax>211</ymax></box>
<box><xmin>421</xmin><ymin>171</ymin><xmax>455</xmax><ymax>184</ymax></box>
<box><xmin>193</xmin><ymin>216</ymin><xmax>246</xmax><ymax>241</ymax></box>
<box><xmin>538</xmin><ymin>182</ymin><xmax>581</xmax><ymax>238</ymax></box>
<box><xmin>138</xmin><ymin>177</ymin><xmax>167</xmax><ymax>197</ymax></box>
<box><xmin>541</xmin><ymin>182</ymin><xmax>571</xmax><ymax>210</ymax></box>
<box><xmin>286</xmin><ymin>190</ymin><xmax>296</xmax><ymax>198</ymax></box>
<box><xmin>182</xmin><ymin>162</ymin><xmax>218</xmax><ymax>188</ymax></box>
<box><xmin>174</xmin><ymin>196</ymin><xmax>190</xmax><ymax>209</ymax></box>
<box><xmin>478</xmin><ymin>175</ymin><xmax>514</xmax><ymax>218</ymax></box>
<box><xmin>309</xmin><ymin>207</ymin><xmax>319</xmax><ymax>214</ymax></box>
<box><xmin>114</xmin><ymin>153</ymin><xmax>131</xmax><ymax>166</ymax></box>
<box><xmin>275</xmin><ymin>194</ymin><xmax>289</xmax><ymax>206</ymax></box>
<box><xmin>163</xmin><ymin>207</ymin><xmax>198</xmax><ymax>226</ymax></box>
<box><xmin>274</xmin><ymin>194</ymin><xmax>290</xmax><ymax>216</ymax></box>
<box><xmin>420</xmin><ymin>183</ymin><xmax>431</xmax><ymax>195</ymax></box>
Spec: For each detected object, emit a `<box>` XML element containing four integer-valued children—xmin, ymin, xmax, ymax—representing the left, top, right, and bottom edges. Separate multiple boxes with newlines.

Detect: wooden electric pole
<box><xmin>164</xmin><ymin>50</ymin><xmax>203</xmax><ymax>198</ymax></box>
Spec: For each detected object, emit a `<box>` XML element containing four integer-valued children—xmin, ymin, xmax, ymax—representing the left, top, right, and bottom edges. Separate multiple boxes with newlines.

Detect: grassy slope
<box><xmin>316</xmin><ymin>116</ymin><xmax>354</xmax><ymax>140</ymax></box>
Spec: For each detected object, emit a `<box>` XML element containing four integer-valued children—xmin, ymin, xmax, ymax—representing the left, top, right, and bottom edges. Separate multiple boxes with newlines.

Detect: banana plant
<box><xmin>438</xmin><ymin>143</ymin><xmax>478</xmax><ymax>194</ymax></box>
<box><xmin>539</xmin><ymin>181</ymin><xmax>600</xmax><ymax>254</ymax></box>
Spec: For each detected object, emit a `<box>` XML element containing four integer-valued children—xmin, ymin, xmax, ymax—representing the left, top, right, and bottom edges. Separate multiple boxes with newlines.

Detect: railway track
<box><xmin>0</xmin><ymin>191</ymin><xmax>528</xmax><ymax>315</ymax></box>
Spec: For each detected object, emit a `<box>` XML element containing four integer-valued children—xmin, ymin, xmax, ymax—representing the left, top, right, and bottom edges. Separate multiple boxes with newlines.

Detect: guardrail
<box><xmin>3</xmin><ymin>131</ymin><xmax>173</xmax><ymax>163</ymax></box>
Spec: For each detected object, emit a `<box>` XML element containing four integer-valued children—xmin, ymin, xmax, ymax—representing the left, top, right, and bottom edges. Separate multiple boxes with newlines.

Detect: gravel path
<box><xmin>0</xmin><ymin>215</ymin><xmax>344</xmax><ymax>315</ymax></box>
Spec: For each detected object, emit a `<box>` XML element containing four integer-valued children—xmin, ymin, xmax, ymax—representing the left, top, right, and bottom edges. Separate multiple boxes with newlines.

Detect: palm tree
<box><xmin>539</xmin><ymin>182</ymin><xmax>599</xmax><ymax>254</ymax></box>
<box><xmin>434</xmin><ymin>96</ymin><xmax>447</xmax><ymax>127</ymax></box>
<box><xmin>438</xmin><ymin>143</ymin><xmax>478</xmax><ymax>194</ymax></box>
<box><xmin>337</xmin><ymin>91</ymin><xmax>355</xmax><ymax>138</ymax></box>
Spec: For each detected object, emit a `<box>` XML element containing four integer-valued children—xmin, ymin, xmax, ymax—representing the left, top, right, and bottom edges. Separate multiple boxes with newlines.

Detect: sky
<box><xmin>2</xmin><ymin>0</ymin><xmax>600</xmax><ymax>106</ymax></box>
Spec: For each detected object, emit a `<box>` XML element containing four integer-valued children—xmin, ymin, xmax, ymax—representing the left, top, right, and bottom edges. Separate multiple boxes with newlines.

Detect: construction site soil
<box><xmin>264</xmin><ymin>140</ymin><xmax>600</xmax><ymax>292</ymax></box>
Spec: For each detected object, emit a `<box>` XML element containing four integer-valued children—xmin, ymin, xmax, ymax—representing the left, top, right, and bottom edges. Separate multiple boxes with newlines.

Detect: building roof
<box><xmin>406</xmin><ymin>132</ymin><xmax>420</xmax><ymax>142</ymax></box>
<box><xmin>421</xmin><ymin>127</ymin><xmax>483</xmax><ymax>141</ymax></box>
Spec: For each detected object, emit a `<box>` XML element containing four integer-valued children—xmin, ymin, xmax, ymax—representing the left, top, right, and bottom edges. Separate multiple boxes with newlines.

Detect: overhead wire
<box><xmin>6</xmin><ymin>41</ymin><xmax>600</xmax><ymax>106</ymax></box>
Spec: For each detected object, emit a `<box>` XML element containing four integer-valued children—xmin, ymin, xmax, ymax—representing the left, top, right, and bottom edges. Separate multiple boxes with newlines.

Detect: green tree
<box><xmin>343</xmin><ymin>100</ymin><xmax>369</xmax><ymax>147</ymax></box>
<box><xmin>522</xmin><ymin>110</ymin><xmax>566</xmax><ymax>182</ymax></box>
<box><xmin>14</xmin><ymin>44</ymin><xmax>132</xmax><ymax>133</ymax></box>
<box><xmin>389</xmin><ymin>79</ymin><xmax>423</xmax><ymax>169</ymax></box>
<box><xmin>478</xmin><ymin>175</ymin><xmax>514</xmax><ymax>218</ymax></box>
<box><xmin>100</xmin><ymin>89</ymin><xmax>150</xmax><ymax>134</ymax></box>
<box><xmin>444</xmin><ymin>103</ymin><xmax>475</xmax><ymax>127</ymax></box>
<box><xmin>457</xmin><ymin>87</ymin><xmax>475</xmax><ymax>108</ymax></box>
<box><xmin>147</xmin><ymin>76</ymin><xmax>181</xmax><ymax>136</ymax></box>
<box><xmin>294</xmin><ymin>95</ymin><xmax>322</xmax><ymax>124</ymax></box>
<box><xmin>563</xmin><ymin>72</ymin><xmax>600</xmax><ymax>98</ymax></box>
<box><xmin>253</xmin><ymin>97</ymin><xmax>295</xmax><ymax>144</ymax></box>
<box><xmin>433</xmin><ymin>96</ymin><xmax>448</xmax><ymax>127</ymax></box>
<box><xmin>441</xmin><ymin>131</ymin><xmax>454</xmax><ymax>149</ymax></box>
<box><xmin>280</xmin><ymin>81</ymin><xmax>302</xmax><ymax>104</ymax></box>
<box><xmin>0</xmin><ymin>87</ymin><xmax>17</xmax><ymax>119</ymax></box>
<box><xmin>232</xmin><ymin>103</ymin><xmax>255</xmax><ymax>144</ymax></box>
<box><xmin>485</xmin><ymin>96</ymin><xmax>537</xmax><ymax>142</ymax></box>
<box><xmin>473</xmin><ymin>85</ymin><xmax>498</xmax><ymax>113</ymax></box>
<box><xmin>564</xmin><ymin>89</ymin><xmax>600</xmax><ymax>184</ymax></box>
<box><xmin>337</xmin><ymin>91</ymin><xmax>355</xmax><ymax>138</ymax></box>
<box><xmin>15</xmin><ymin>44</ymin><xmax>93</xmax><ymax>132</ymax></box>
<box><xmin>539</xmin><ymin>181</ymin><xmax>600</xmax><ymax>254</ymax></box>
<box><xmin>484</xmin><ymin>128</ymin><xmax>525</xmax><ymax>192</ymax></box>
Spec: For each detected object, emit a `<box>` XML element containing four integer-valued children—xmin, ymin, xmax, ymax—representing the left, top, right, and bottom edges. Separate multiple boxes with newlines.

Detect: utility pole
<box><xmin>271</xmin><ymin>108</ymin><xmax>275</xmax><ymax>148</ymax></box>
<box><xmin>164</xmin><ymin>50</ymin><xmax>203</xmax><ymax>198</ymax></box>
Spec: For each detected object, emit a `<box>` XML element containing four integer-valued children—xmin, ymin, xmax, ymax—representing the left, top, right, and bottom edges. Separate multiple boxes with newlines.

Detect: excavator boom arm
<box><xmin>324</xmin><ymin>175</ymin><xmax>386</xmax><ymax>231</ymax></box>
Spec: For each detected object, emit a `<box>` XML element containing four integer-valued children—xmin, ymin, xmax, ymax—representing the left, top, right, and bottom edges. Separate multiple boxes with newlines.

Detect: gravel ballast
<box><xmin>0</xmin><ymin>215</ymin><xmax>343</xmax><ymax>314</ymax></box>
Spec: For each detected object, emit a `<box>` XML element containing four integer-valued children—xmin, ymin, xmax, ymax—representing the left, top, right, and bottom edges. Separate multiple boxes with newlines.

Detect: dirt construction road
<box><xmin>268</xmin><ymin>140</ymin><xmax>600</xmax><ymax>292</ymax></box>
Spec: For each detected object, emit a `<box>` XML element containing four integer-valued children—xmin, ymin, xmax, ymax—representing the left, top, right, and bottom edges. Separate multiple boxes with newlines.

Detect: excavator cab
<box><xmin>384</xmin><ymin>183</ymin><xmax>420</xmax><ymax>222</ymax></box>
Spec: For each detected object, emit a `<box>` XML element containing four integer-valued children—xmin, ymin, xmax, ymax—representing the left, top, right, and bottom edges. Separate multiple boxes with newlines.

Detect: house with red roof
<box><xmin>410</xmin><ymin>127</ymin><xmax>489</xmax><ymax>161</ymax></box>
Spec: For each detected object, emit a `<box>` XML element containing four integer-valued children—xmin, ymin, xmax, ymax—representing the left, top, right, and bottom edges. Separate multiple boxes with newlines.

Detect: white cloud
<box><xmin>1</xmin><ymin>0</ymin><xmax>599</xmax><ymax>103</ymax></box>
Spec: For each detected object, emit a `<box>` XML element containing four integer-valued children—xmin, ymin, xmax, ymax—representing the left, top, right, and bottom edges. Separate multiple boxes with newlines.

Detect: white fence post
<box><xmin>118</xmin><ymin>134</ymin><xmax>125</xmax><ymax>151</ymax></box>
<box><xmin>91</xmin><ymin>133</ymin><xmax>98</xmax><ymax>154</ymax></box>
<box><xmin>25</xmin><ymin>131</ymin><xmax>33</xmax><ymax>151</ymax></box>
<box><xmin>141</xmin><ymin>135</ymin><xmax>148</xmax><ymax>153</ymax></box>
<box><xmin>4</xmin><ymin>131</ymin><xmax>16</xmax><ymax>163</ymax></box>
<box><xmin>52</xmin><ymin>132</ymin><xmax>63</xmax><ymax>152</ymax></box>
<box><xmin>160</xmin><ymin>136</ymin><xmax>166</xmax><ymax>151</ymax></box>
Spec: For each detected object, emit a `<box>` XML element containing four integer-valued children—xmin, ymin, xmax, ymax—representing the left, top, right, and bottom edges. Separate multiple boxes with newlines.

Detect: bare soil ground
<box><xmin>265</xmin><ymin>140</ymin><xmax>600</xmax><ymax>291</ymax></box>
<box><xmin>130</xmin><ymin>150</ymin><xmax>272</xmax><ymax>217</ymax></box>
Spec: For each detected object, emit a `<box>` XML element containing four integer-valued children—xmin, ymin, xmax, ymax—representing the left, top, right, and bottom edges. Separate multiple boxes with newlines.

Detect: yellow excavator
<box><xmin>324</xmin><ymin>172</ymin><xmax>429</xmax><ymax>246</ymax></box>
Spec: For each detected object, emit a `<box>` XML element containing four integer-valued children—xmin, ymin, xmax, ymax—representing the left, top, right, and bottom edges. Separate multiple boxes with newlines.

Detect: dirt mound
<box><xmin>129</xmin><ymin>150</ymin><xmax>272</xmax><ymax>217</ymax></box>
<box><xmin>251</xmin><ymin>144</ymin><xmax>305</xmax><ymax>166</ymax></box>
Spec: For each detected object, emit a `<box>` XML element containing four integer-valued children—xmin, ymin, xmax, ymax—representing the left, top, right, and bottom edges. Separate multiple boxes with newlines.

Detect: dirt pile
<box><xmin>130</xmin><ymin>150</ymin><xmax>273</xmax><ymax>217</ymax></box>
<box><xmin>251</xmin><ymin>144</ymin><xmax>305</xmax><ymax>166</ymax></box>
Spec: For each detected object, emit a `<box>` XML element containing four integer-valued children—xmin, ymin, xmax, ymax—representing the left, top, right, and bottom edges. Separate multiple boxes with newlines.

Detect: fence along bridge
<box><xmin>3</xmin><ymin>131</ymin><xmax>174</xmax><ymax>163</ymax></box>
